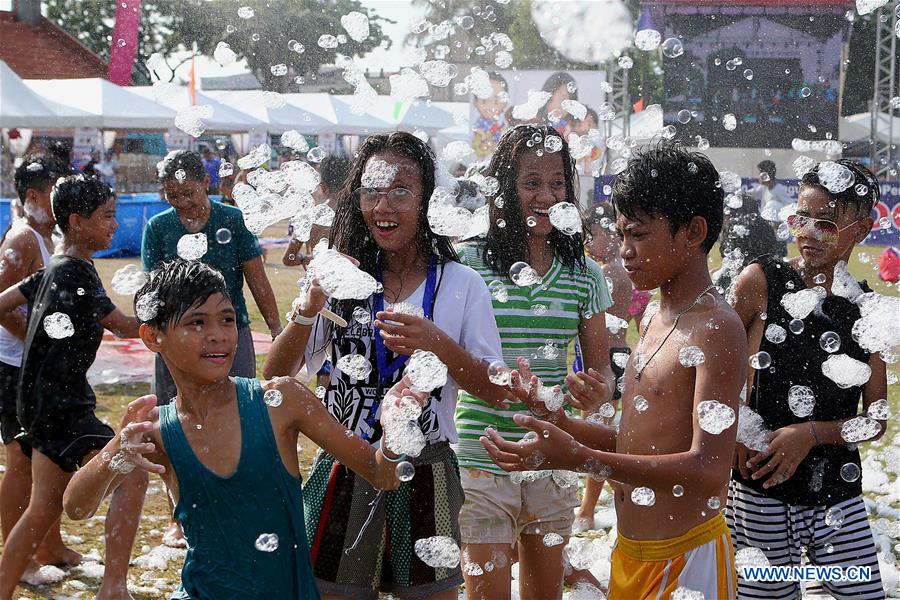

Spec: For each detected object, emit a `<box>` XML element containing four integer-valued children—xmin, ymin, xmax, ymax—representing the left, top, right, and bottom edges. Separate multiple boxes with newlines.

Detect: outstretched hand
<box><xmin>564</xmin><ymin>368</ymin><xmax>612</xmax><ymax>412</ymax></box>
<box><xmin>116</xmin><ymin>395</ymin><xmax>165</xmax><ymax>475</ymax></box>
<box><xmin>508</xmin><ymin>357</ymin><xmax>562</xmax><ymax>420</ymax></box>
<box><xmin>479</xmin><ymin>413</ymin><xmax>584</xmax><ymax>472</ymax></box>
<box><xmin>374</xmin><ymin>311</ymin><xmax>445</xmax><ymax>356</ymax></box>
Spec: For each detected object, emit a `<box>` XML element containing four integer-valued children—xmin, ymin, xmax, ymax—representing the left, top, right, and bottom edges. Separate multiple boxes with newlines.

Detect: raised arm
<box><xmin>99</xmin><ymin>308</ymin><xmax>141</xmax><ymax>338</ymax></box>
<box><xmin>262</xmin><ymin>276</ymin><xmax>327</xmax><ymax>378</ymax></box>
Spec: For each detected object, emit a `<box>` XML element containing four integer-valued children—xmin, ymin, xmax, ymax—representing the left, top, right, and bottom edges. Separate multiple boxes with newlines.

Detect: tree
<box><xmin>407</xmin><ymin>0</ymin><xmax>598</xmax><ymax>71</ymax></box>
<box><xmin>44</xmin><ymin>0</ymin><xmax>392</xmax><ymax>92</ymax></box>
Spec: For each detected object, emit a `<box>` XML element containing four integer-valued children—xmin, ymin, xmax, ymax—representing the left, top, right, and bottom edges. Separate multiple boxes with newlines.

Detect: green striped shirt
<box><xmin>453</xmin><ymin>242</ymin><xmax>612</xmax><ymax>474</ymax></box>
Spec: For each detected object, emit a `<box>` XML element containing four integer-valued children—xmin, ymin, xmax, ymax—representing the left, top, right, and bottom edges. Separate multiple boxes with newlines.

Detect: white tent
<box><xmin>840</xmin><ymin>111</ymin><xmax>900</xmax><ymax>144</ymax></box>
<box><xmin>130</xmin><ymin>86</ymin><xmax>266</xmax><ymax>133</ymax></box>
<box><xmin>0</xmin><ymin>61</ymin><xmax>98</xmax><ymax>128</ymax></box>
<box><xmin>204</xmin><ymin>89</ymin><xmax>332</xmax><ymax>134</ymax></box>
<box><xmin>25</xmin><ymin>78</ymin><xmax>177</xmax><ymax>129</ymax></box>
<box><xmin>284</xmin><ymin>93</ymin><xmax>395</xmax><ymax>136</ymax></box>
<box><xmin>364</xmin><ymin>96</ymin><xmax>456</xmax><ymax>134</ymax></box>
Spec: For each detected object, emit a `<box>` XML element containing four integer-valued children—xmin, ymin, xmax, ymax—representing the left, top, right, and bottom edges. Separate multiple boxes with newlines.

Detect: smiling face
<box><xmin>360</xmin><ymin>151</ymin><xmax>424</xmax><ymax>254</ymax></box>
<box><xmin>793</xmin><ymin>186</ymin><xmax>872</xmax><ymax>270</ymax></box>
<box><xmin>615</xmin><ymin>210</ymin><xmax>689</xmax><ymax>291</ymax></box>
<box><xmin>514</xmin><ymin>150</ymin><xmax>567</xmax><ymax>239</ymax></box>
<box><xmin>154</xmin><ymin>293</ymin><xmax>238</xmax><ymax>387</ymax></box>
<box><xmin>163</xmin><ymin>176</ymin><xmax>211</xmax><ymax>224</ymax></box>
<box><xmin>72</xmin><ymin>195</ymin><xmax>118</xmax><ymax>251</ymax></box>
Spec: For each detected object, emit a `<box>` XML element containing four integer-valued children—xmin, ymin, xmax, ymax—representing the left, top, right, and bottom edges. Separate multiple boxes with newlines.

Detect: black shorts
<box><xmin>610</xmin><ymin>347</ymin><xmax>631</xmax><ymax>401</ymax></box>
<box><xmin>18</xmin><ymin>407</ymin><xmax>114</xmax><ymax>473</ymax></box>
<box><xmin>0</xmin><ymin>361</ymin><xmax>26</xmax><ymax>446</ymax></box>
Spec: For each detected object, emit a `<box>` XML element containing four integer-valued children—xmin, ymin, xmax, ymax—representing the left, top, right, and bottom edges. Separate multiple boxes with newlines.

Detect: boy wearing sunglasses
<box><xmin>728</xmin><ymin>160</ymin><xmax>887</xmax><ymax>599</ymax></box>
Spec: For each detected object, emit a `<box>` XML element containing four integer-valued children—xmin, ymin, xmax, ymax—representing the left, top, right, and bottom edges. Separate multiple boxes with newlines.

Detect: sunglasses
<box><xmin>786</xmin><ymin>214</ymin><xmax>859</xmax><ymax>246</ymax></box>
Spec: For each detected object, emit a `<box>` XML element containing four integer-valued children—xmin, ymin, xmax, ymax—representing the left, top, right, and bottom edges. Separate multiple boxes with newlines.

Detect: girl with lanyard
<box><xmin>263</xmin><ymin>132</ymin><xmax>510</xmax><ymax>600</ymax></box>
<box><xmin>453</xmin><ymin>124</ymin><xmax>615</xmax><ymax>600</ymax></box>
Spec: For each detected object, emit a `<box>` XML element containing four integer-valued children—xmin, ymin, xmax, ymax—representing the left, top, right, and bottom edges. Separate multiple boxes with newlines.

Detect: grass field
<box><xmin>0</xmin><ymin>240</ymin><xmax>897</xmax><ymax>599</ymax></box>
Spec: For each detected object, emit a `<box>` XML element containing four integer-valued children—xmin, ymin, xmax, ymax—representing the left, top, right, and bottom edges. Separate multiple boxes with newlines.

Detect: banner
<box><xmin>467</xmin><ymin>69</ymin><xmax>607</xmax><ymax>162</ymax></box>
<box><xmin>594</xmin><ymin>176</ymin><xmax>900</xmax><ymax>247</ymax></box>
<box><xmin>107</xmin><ymin>0</ymin><xmax>142</xmax><ymax>86</ymax></box>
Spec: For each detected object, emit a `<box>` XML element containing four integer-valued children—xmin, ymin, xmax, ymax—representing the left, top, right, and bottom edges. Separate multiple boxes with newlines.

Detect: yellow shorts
<box><xmin>609</xmin><ymin>513</ymin><xmax>736</xmax><ymax>600</ymax></box>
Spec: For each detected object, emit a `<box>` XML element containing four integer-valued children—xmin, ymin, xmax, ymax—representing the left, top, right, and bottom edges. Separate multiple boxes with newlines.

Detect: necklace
<box><xmin>633</xmin><ymin>284</ymin><xmax>717</xmax><ymax>380</ymax></box>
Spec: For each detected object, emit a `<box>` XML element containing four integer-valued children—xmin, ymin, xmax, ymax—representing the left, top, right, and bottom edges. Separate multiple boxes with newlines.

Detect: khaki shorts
<box><xmin>458</xmin><ymin>467</ymin><xmax>577</xmax><ymax>546</ymax></box>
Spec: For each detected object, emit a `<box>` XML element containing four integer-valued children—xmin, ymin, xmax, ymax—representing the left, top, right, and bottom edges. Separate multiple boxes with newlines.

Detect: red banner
<box><xmin>107</xmin><ymin>0</ymin><xmax>142</xmax><ymax>86</ymax></box>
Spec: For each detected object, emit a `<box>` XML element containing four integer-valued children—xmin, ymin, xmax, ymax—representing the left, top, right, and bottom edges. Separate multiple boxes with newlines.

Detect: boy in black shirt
<box><xmin>0</xmin><ymin>176</ymin><xmax>146</xmax><ymax>600</ymax></box>
<box><xmin>729</xmin><ymin>160</ymin><xmax>887</xmax><ymax>599</ymax></box>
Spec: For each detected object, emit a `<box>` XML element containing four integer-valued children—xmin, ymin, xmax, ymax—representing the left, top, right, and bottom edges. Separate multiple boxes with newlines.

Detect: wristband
<box><xmin>378</xmin><ymin>447</ymin><xmax>406</xmax><ymax>463</ymax></box>
<box><xmin>291</xmin><ymin>311</ymin><xmax>316</xmax><ymax>326</ymax></box>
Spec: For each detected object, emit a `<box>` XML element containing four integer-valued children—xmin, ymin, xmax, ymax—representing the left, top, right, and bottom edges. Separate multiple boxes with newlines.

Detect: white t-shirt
<box><xmin>303</xmin><ymin>260</ymin><xmax>503</xmax><ymax>446</ymax></box>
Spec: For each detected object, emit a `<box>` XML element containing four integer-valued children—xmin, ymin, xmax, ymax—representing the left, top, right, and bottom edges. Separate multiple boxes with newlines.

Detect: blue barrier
<box><xmin>0</xmin><ymin>194</ymin><xmax>224</xmax><ymax>258</ymax></box>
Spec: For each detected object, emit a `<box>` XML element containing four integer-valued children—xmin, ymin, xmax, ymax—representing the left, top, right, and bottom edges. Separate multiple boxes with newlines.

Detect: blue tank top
<box><xmin>159</xmin><ymin>377</ymin><xmax>320</xmax><ymax>599</ymax></box>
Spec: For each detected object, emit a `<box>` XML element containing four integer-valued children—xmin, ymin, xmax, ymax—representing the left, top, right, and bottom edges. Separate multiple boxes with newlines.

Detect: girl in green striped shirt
<box><xmin>453</xmin><ymin>125</ymin><xmax>615</xmax><ymax>599</ymax></box>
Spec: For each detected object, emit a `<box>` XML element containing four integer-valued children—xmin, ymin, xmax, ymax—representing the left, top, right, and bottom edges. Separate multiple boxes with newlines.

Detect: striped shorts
<box><xmin>726</xmin><ymin>480</ymin><xmax>884</xmax><ymax>599</ymax></box>
<box><xmin>303</xmin><ymin>442</ymin><xmax>464</xmax><ymax>599</ymax></box>
<box><xmin>609</xmin><ymin>513</ymin><xmax>736</xmax><ymax>600</ymax></box>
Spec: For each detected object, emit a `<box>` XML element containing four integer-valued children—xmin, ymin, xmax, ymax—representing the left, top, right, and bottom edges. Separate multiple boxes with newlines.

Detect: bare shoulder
<box><xmin>0</xmin><ymin>225</ymin><xmax>39</xmax><ymax>259</ymax></box>
<box><xmin>262</xmin><ymin>376</ymin><xmax>317</xmax><ymax>427</ymax></box>
<box><xmin>687</xmin><ymin>296</ymin><xmax>747</xmax><ymax>352</ymax></box>
<box><xmin>732</xmin><ymin>263</ymin><xmax>768</xmax><ymax>302</ymax></box>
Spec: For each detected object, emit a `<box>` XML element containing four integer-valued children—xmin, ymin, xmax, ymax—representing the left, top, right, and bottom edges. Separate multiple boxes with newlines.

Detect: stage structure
<box><xmin>641</xmin><ymin>0</ymin><xmax>853</xmax><ymax>148</ymax></box>
<box><xmin>871</xmin><ymin>1</ymin><xmax>899</xmax><ymax>178</ymax></box>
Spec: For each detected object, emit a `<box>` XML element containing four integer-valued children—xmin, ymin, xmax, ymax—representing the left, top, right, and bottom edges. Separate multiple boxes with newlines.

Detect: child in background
<box><xmin>482</xmin><ymin>141</ymin><xmax>747</xmax><ymax>599</ymax></box>
<box><xmin>0</xmin><ymin>175</ymin><xmax>146</xmax><ymax>600</ymax></box>
<box><xmin>64</xmin><ymin>259</ymin><xmax>413</xmax><ymax>599</ymax></box>
<box><xmin>0</xmin><ymin>155</ymin><xmax>78</xmax><ymax>577</ymax></box>
<box><xmin>573</xmin><ymin>203</ymin><xmax>650</xmax><ymax>533</ymax></box>
<box><xmin>728</xmin><ymin>160</ymin><xmax>886</xmax><ymax>599</ymax></box>
<box><xmin>454</xmin><ymin>124</ymin><xmax>615</xmax><ymax>600</ymax></box>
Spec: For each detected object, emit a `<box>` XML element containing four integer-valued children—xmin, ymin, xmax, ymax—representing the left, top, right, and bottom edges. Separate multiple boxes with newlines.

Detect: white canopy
<box><xmin>363</xmin><ymin>96</ymin><xmax>456</xmax><ymax>134</ymax></box>
<box><xmin>0</xmin><ymin>61</ymin><xmax>98</xmax><ymax>128</ymax></box>
<box><xmin>204</xmin><ymin>89</ymin><xmax>332</xmax><ymax>135</ymax></box>
<box><xmin>25</xmin><ymin>78</ymin><xmax>177</xmax><ymax>129</ymax></box>
<box><xmin>840</xmin><ymin>111</ymin><xmax>900</xmax><ymax>144</ymax></box>
<box><xmin>283</xmin><ymin>93</ymin><xmax>395</xmax><ymax>136</ymax></box>
<box><xmin>130</xmin><ymin>86</ymin><xmax>267</xmax><ymax>133</ymax></box>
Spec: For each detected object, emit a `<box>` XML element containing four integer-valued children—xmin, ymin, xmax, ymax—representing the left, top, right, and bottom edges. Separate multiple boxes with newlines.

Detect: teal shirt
<box><xmin>141</xmin><ymin>201</ymin><xmax>261</xmax><ymax>328</ymax></box>
<box><xmin>160</xmin><ymin>378</ymin><xmax>320</xmax><ymax>600</ymax></box>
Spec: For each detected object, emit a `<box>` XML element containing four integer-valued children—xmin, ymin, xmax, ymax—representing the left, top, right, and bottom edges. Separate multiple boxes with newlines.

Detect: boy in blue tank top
<box><xmin>63</xmin><ymin>259</ymin><xmax>415</xmax><ymax>600</ymax></box>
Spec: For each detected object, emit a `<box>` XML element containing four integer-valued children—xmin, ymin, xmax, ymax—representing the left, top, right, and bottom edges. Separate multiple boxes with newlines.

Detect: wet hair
<box><xmin>157</xmin><ymin>150</ymin><xmax>206</xmax><ymax>183</ymax></box>
<box><xmin>757</xmin><ymin>160</ymin><xmax>776</xmax><ymax>179</ymax></box>
<box><xmin>800</xmin><ymin>160</ymin><xmax>879</xmax><ymax>217</ymax></box>
<box><xmin>487</xmin><ymin>70</ymin><xmax>508</xmax><ymax>90</ymax></box>
<box><xmin>319</xmin><ymin>155</ymin><xmax>352</xmax><ymax>194</ymax></box>
<box><xmin>14</xmin><ymin>154</ymin><xmax>66</xmax><ymax>202</ymax></box>
<box><xmin>328</xmin><ymin>131</ymin><xmax>458</xmax><ymax>331</ymax></box>
<box><xmin>46</xmin><ymin>140</ymin><xmax>73</xmax><ymax>167</ymax></box>
<box><xmin>612</xmin><ymin>140</ymin><xmax>723</xmax><ymax>253</ymax></box>
<box><xmin>481</xmin><ymin>124</ymin><xmax>585</xmax><ymax>275</ymax></box>
<box><xmin>541</xmin><ymin>71</ymin><xmax>578</xmax><ymax>101</ymax></box>
<box><xmin>51</xmin><ymin>175</ymin><xmax>115</xmax><ymax>233</ymax></box>
<box><xmin>134</xmin><ymin>259</ymin><xmax>232</xmax><ymax>331</ymax></box>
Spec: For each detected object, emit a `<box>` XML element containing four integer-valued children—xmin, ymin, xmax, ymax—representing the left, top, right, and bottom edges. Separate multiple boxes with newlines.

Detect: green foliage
<box><xmin>44</xmin><ymin>0</ymin><xmax>391</xmax><ymax>91</ymax></box>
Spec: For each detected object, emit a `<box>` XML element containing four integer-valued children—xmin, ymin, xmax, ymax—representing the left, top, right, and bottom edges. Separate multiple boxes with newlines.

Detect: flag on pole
<box><xmin>188</xmin><ymin>55</ymin><xmax>197</xmax><ymax>106</ymax></box>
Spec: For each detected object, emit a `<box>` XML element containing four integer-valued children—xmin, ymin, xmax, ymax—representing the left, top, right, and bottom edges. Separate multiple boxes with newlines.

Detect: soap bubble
<box><xmin>839</xmin><ymin>463</ymin><xmax>860</xmax><ymax>482</ymax></box>
<box><xmin>263</xmin><ymin>389</ymin><xmax>283</xmax><ymax>407</ymax></box>
<box><xmin>672</xmin><ymin>484</ymin><xmax>684</xmax><ymax>497</ymax></box>
<box><xmin>336</xmin><ymin>354</ymin><xmax>372</xmax><ymax>380</ymax></box>
<box><xmin>749</xmin><ymin>351</ymin><xmax>772</xmax><ymax>370</ymax></box>
<box><xmin>824</xmin><ymin>507</ymin><xmax>844</xmax><ymax>529</ymax></box>
<box><xmin>819</xmin><ymin>331</ymin><xmax>841</xmax><ymax>353</ymax></box>
<box><xmin>396</xmin><ymin>461</ymin><xmax>415</xmax><ymax>482</ymax></box>
<box><xmin>111</xmin><ymin>264</ymin><xmax>149</xmax><ymax>295</ymax></box>
<box><xmin>43</xmin><ymin>312</ymin><xmax>74</xmax><ymax>339</ymax></box>
<box><xmin>237</xmin><ymin>6</ymin><xmax>255</xmax><ymax>19</ymax></box>
<box><xmin>414</xmin><ymin>536</ymin><xmax>460</xmax><ymax>568</ymax></box>
<box><xmin>634</xmin><ymin>29</ymin><xmax>662</xmax><ymax>51</ymax></box>
<box><xmin>765</xmin><ymin>324</ymin><xmax>787</xmax><ymax>344</ymax></box>
<box><xmin>509</xmin><ymin>262</ymin><xmax>541</xmax><ymax>287</ymax></box>
<box><xmin>697</xmin><ymin>400</ymin><xmax>736</xmax><ymax>434</ymax></box>
<box><xmin>678</xmin><ymin>346</ymin><xmax>705</xmax><ymax>368</ymax></box>
<box><xmin>488</xmin><ymin>280</ymin><xmax>509</xmax><ymax>303</ymax></box>
<box><xmin>631</xmin><ymin>487</ymin><xmax>656</xmax><ymax>506</ymax></box>
<box><xmin>789</xmin><ymin>319</ymin><xmax>805</xmax><ymax>334</ymax></box>
<box><xmin>404</xmin><ymin>350</ymin><xmax>448</xmax><ymax>393</ymax></box>
<box><xmin>542</xmin><ymin>532</ymin><xmax>564</xmax><ymax>547</ymax></box>
<box><xmin>352</xmin><ymin>306</ymin><xmax>371</xmax><ymax>324</ymax></box>
<box><xmin>255</xmin><ymin>533</ymin><xmax>278</xmax><ymax>552</ymax></box>
<box><xmin>661</xmin><ymin>37</ymin><xmax>684</xmax><ymax>58</ymax></box>
<box><xmin>176</xmin><ymin>233</ymin><xmax>208</xmax><ymax>260</ymax></box>
<box><xmin>215</xmin><ymin>228</ymin><xmax>232</xmax><ymax>244</ymax></box>
<box><xmin>787</xmin><ymin>385</ymin><xmax>815</xmax><ymax>418</ymax></box>
<box><xmin>488</xmin><ymin>360</ymin><xmax>512</xmax><ymax>386</ymax></box>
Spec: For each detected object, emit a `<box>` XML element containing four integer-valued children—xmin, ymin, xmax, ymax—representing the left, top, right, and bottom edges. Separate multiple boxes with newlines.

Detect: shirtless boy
<box><xmin>481</xmin><ymin>142</ymin><xmax>747</xmax><ymax>599</ymax></box>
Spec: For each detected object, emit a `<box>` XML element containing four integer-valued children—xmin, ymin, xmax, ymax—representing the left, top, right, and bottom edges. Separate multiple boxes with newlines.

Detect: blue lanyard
<box><xmin>361</xmin><ymin>256</ymin><xmax>437</xmax><ymax>442</ymax></box>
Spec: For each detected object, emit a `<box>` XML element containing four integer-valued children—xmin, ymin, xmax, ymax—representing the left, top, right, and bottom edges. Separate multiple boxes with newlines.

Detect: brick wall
<box><xmin>0</xmin><ymin>11</ymin><xmax>108</xmax><ymax>80</ymax></box>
